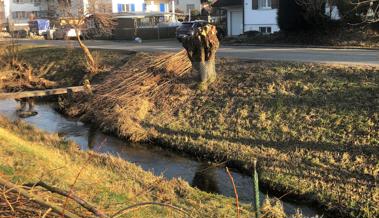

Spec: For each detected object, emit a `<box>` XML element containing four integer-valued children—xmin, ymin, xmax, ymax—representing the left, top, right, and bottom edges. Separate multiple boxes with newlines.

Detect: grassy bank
<box><xmin>66</xmin><ymin>57</ymin><xmax>378</xmax><ymax>217</ymax></box>
<box><xmin>3</xmin><ymin>47</ymin><xmax>378</xmax><ymax>217</ymax></box>
<box><xmin>152</xmin><ymin>60</ymin><xmax>379</xmax><ymax>218</ymax></box>
<box><xmin>0</xmin><ymin>116</ymin><xmax>255</xmax><ymax>217</ymax></box>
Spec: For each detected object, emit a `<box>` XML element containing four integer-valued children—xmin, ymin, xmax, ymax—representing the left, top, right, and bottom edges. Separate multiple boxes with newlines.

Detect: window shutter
<box><xmin>130</xmin><ymin>3</ymin><xmax>135</xmax><ymax>12</ymax></box>
<box><xmin>117</xmin><ymin>4</ymin><xmax>122</xmax><ymax>12</ymax></box>
<box><xmin>142</xmin><ymin>3</ymin><xmax>146</xmax><ymax>11</ymax></box>
<box><xmin>272</xmin><ymin>0</ymin><xmax>279</xmax><ymax>9</ymax></box>
<box><xmin>252</xmin><ymin>0</ymin><xmax>258</xmax><ymax>10</ymax></box>
<box><xmin>160</xmin><ymin>3</ymin><xmax>165</xmax><ymax>12</ymax></box>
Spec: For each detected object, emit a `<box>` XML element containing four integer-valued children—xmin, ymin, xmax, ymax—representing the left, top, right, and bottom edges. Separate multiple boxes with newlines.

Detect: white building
<box><xmin>112</xmin><ymin>0</ymin><xmax>175</xmax><ymax>14</ymax></box>
<box><xmin>174</xmin><ymin>0</ymin><xmax>201</xmax><ymax>13</ymax></box>
<box><xmin>213</xmin><ymin>0</ymin><xmax>279</xmax><ymax>36</ymax></box>
<box><xmin>3</xmin><ymin>0</ymin><xmax>54</xmax><ymax>31</ymax></box>
<box><xmin>214</xmin><ymin>0</ymin><xmax>340</xmax><ymax>37</ymax></box>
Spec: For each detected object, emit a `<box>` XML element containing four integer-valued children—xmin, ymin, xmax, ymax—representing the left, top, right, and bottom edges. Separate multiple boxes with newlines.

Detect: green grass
<box><xmin>0</xmin><ymin>116</ymin><xmax>253</xmax><ymax>218</ymax></box>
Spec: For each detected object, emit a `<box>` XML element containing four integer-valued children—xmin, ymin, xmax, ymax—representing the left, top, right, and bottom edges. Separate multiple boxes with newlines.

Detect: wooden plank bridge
<box><xmin>0</xmin><ymin>86</ymin><xmax>87</xmax><ymax>100</ymax></box>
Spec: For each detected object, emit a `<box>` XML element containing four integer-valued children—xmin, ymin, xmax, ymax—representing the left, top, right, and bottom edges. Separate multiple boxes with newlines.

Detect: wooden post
<box><xmin>253</xmin><ymin>159</ymin><xmax>260</xmax><ymax>218</ymax></box>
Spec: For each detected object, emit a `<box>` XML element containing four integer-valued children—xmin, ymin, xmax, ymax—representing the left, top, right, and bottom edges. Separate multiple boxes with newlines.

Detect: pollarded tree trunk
<box><xmin>182</xmin><ymin>24</ymin><xmax>219</xmax><ymax>90</ymax></box>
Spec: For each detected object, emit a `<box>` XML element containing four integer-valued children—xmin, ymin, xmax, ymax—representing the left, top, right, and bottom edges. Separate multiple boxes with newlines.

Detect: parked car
<box><xmin>176</xmin><ymin>20</ymin><xmax>226</xmax><ymax>42</ymax></box>
<box><xmin>53</xmin><ymin>26</ymin><xmax>82</xmax><ymax>40</ymax></box>
<box><xmin>176</xmin><ymin>20</ymin><xmax>208</xmax><ymax>42</ymax></box>
<box><xmin>28</xmin><ymin>19</ymin><xmax>50</xmax><ymax>36</ymax></box>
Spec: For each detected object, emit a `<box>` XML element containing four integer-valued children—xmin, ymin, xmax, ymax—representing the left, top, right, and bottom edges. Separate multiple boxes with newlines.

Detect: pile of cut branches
<box><xmin>0</xmin><ymin>188</ymin><xmax>57</xmax><ymax>218</ymax></box>
<box><xmin>0</xmin><ymin>43</ymin><xmax>57</xmax><ymax>92</ymax></box>
<box><xmin>62</xmin><ymin>50</ymin><xmax>193</xmax><ymax>141</ymax></box>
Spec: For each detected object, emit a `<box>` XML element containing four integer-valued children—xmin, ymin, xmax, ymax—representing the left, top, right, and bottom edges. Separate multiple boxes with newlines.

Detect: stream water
<box><xmin>0</xmin><ymin>99</ymin><xmax>321</xmax><ymax>217</ymax></box>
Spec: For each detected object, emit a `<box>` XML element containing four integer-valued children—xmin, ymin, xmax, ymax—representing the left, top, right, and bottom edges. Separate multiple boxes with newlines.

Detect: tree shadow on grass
<box><xmin>148</xmin><ymin>123</ymin><xmax>377</xmax><ymax>184</ymax></box>
<box><xmin>263</xmin><ymin>85</ymin><xmax>379</xmax><ymax>114</ymax></box>
<box><xmin>146</xmin><ymin>123</ymin><xmax>377</xmax><ymax>158</ymax></box>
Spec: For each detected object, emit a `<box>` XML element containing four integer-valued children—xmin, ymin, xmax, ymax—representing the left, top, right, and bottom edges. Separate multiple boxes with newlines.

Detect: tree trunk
<box><xmin>75</xmin><ymin>28</ymin><xmax>96</xmax><ymax>78</ymax></box>
<box><xmin>182</xmin><ymin>25</ymin><xmax>219</xmax><ymax>89</ymax></box>
<box><xmin>198</xmin><ymin>61</ymin><xmax>216</xmax><ymax>83</ymax></box>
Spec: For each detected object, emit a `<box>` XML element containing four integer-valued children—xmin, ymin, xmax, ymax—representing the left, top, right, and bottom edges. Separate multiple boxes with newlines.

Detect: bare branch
<box><xmin>24</xmin><ymin>181</ymin><xmax>108</xmax><ymax>218</ymax></box>
<box><xmin>0</xmin><ymin>176</ymin><xmax>82</xmax><ymax>218</ymax></box>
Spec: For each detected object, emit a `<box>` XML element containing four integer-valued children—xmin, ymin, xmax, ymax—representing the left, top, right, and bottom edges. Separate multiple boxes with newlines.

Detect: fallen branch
<box><xmin>226</xmin><ymin>167</ymin><xmax>240</xmax><ymax>218</ymax></box>
<box><xmin>111</xmin><ymin>202</ymin><xmax>190</xmax><ymax>218</ymax></box>
<box><xmin>24</xmin><ymin>181</ymin><xmax>108</xmax><ymax>218</ymax></box>
<box><xmin>0</xmin><ymin>176</ymin><xmax>82</xmax><ymax>218</ymax></box>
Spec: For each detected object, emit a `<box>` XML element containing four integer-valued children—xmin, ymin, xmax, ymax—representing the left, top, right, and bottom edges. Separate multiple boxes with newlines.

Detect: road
<box><xmin>8</xmin><ymin>39</ymin><xmax>379</xmax><ymax>66</ymax></box>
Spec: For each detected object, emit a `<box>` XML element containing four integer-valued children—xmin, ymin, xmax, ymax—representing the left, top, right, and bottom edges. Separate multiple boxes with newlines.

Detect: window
<box><xmin>259</xmin><ymin>26</ymin><xmax>272</xmax><ymax>33</ymax></box>
<box><xmin>142</xmin><ymin>3</ymin><xmax>147</xmax><ymax>11</ymax></box>
<box><xmin>258</xmin><ymin>0</ymin><xmax>271</xmax><ymax>9</ymax></box>
<box><xmin>117</xmin><ymin>4</ymin><xmax>130</xmax><ymax>13</ymax></box>
<box><xmin>122</xmin><ymin>4</ymin><xmax>129</xmax><ymax>12</ymax></box>
<box><xmin>186</xmin><ymin>4</ymin><xmax>195</xmax><ymax>12</ymax></box>
<box><xmin>12</xmin><ymin>11</ymin><xmax>28</xmax><ymax>19</ymax></box>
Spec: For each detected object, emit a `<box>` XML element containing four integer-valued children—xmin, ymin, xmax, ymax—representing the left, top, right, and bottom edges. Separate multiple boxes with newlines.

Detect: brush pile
<box><xmin>64</xmin><ymin>50</ymin><xmax>193</xmax><ymax>141</ymax></box>
<box><xmin>0</xmin><ymin>184</ymin><xmax>60</xmax><ymax>218</ymax></box>
<box><xmin>0</xmin><ymin>60</ymin><xmax>57</xmax><ymax>92</ymax></box>
<box><xmin>0</xmin><ymin>44</ymin><xmax>56</xmax><ymax>92</ymax></box>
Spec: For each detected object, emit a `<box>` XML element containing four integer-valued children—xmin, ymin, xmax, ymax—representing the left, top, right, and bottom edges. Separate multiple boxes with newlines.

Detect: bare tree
<box><xmin>331</xmin><ymin>0</ymin><xmax>379</xmax><ymax>24</ymax></box>
<box><xmin>351</xmin><ymin>0</ymin><xmax>379</xmax><ymax>23</ymax></box>
<box><xmin>58</xmin><ymin>0</ymin><xmax>116</xmax><ymax>79</ymax></box>
<box><xmin>182</xmin><ymin>24</ymin><xmax>219</xmax><ymax>91</ymax></box>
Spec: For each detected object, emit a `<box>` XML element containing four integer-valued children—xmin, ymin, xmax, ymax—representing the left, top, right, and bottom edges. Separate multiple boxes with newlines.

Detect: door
<box><xmin>230</xmin><ymin>11</ymin><xmax>243</xmax><ymax>36</ymax></box>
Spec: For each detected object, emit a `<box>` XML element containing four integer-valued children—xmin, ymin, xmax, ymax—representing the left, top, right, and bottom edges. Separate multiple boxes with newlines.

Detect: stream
<box><xmin>0</xmin><ymin>99</ymin><xmax>321</xmax><ymax>217</ymax></box>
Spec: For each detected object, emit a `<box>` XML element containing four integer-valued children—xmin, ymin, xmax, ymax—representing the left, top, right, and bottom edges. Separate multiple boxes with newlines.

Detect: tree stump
<box><xmin>182</xmin><ymin>24</ymin><xmax>220</xmax><ymax>90</ymax></box>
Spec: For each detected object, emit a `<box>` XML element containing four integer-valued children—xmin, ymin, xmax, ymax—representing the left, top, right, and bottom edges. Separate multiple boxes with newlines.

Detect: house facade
<box><xmin>2</xmin><ymin>0</ymin><xmax>54</xmax><ymax>31</ymax></box>
<box><xmin>174</xmin><ymin>0</ymin><xmax>201</xmax><ymax>13</ymax></box>
<box><xmin>112</xmin><ymin>0</ymin><xmax>174</xmax><ymax>14</ymax></box>
<box><xmin>214</xmin><ymin>0</ymin><xmax>340</xmax><ymax>37</ymax></box>
<box><xmin>213</xmin><ymin>0</ymin><xmax>279</xmax><ymax>36</ymax></box>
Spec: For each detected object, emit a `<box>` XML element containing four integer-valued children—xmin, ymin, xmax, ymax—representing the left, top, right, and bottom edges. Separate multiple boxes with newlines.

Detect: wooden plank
<box><xmin>0</xmin><ymin>86</ymin><xmax>86</xmax><ymax>100</ymax></box>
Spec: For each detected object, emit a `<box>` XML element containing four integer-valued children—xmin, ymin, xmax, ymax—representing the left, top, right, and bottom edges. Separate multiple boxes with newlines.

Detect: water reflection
<box><xmin>88</xmin><ymin>125</ymin><xmax>97</xmax><ymax>149</ymax></box>
<box><xmin>192</xmin><ymin>164</ymin><xmax>220</xmax><ymax>194</ymax></box>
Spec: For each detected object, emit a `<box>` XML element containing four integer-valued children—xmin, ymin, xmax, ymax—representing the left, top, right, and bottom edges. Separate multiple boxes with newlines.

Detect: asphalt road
<box><xmin>7</xmin><ymin>39</ymin><xmax>379</xmax><ymax>66</ymax></box>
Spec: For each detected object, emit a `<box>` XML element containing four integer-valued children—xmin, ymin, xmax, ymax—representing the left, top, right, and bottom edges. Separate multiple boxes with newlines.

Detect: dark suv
<box><xmin>176</xmin><ymin>20</ymin><xmax>208</xmax><ymax>42</ymax></box>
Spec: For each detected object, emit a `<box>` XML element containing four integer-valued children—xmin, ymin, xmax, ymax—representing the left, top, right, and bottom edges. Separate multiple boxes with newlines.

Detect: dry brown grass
<box><xmin>62</xmin><ymin>56</ymin><xmax>378</xmax><ymax>218</ymax></box>
<box><xmin>0</xmin><ymin>116</ymin><xmax>254</xmax><ymax>218</ymax></box>
<box><xmin>0</xmin><ymin>186</ymin><xmax>61</xmax><ymax>218</ymax></box>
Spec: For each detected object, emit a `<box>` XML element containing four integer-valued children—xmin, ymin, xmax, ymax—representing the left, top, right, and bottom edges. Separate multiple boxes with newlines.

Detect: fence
<box><xmin>113</xmin><ymin>17</ymin><xmax>177</xmax><ymax>40</ymax></box>
<box><xmin>113</xmin><ymin>26</ymin><xmax>177</xmax><ymax>40</ymax></box>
